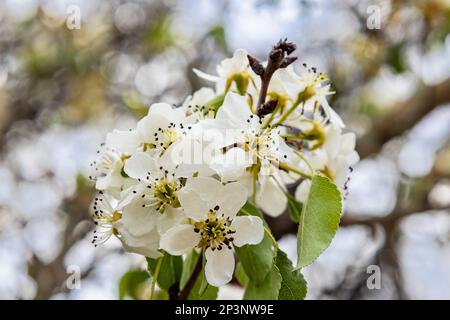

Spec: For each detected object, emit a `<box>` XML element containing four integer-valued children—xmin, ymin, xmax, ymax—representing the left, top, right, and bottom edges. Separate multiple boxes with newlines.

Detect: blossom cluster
<box><xmin>90</xmin><ymin>42</ymin><xmax>359</xmax><ymax>289</ymax></box>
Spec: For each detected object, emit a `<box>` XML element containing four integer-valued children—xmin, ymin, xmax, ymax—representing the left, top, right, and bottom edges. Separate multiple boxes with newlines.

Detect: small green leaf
<box><xmin>187</xmin><ymin>269</ymin><xmax>219</xmax><ymax>300</ymax></box>
<box><xmin>296</xmin><ymin>174</ymin><xmax>342</xmax><ymax>269</ymax></box>
<box><xmin>118</xmin><ymin>269</ymin><xmax>150</xmax><ymax>300</ymax></box>
<box><xmin>198</xmin><ymin>254</ymin><xmax>208</xmax><ymax>296</ymax></box>
<box><xmin>236</xmin><ymin>201</ymin><xmax>275</xmax><ymax>284</ymax></box>
<box><xmin>147</xmin><ymin>253</ymin><xmax>182</xmax><ymax>291</ymax></box>
<box><xmin>238</xmin><ymin>201</ymin><xmax>264</xmax><ymax>218</ymax></box>
<box><xmin>286</xmin><ymin>193</ymin><xmax>303</xmax><ymax>223</ymax></box>
<box><xmin>178</xmin><ymin>250</ymin><xmax>217</xmax><ymax>300</ymax></box>
<box><xmin>243</xmin><ymin>264</ymin><xmax>282</xmax><ymax>300</ymax></box>
<box><xmin>235</xmin><ymin>230</ymin><xmax>275</xmax><ymax>284</ymax></box>
<box><xmin>276</xmin><ymin>250</ymin><xmax>307</xmax><ymax>300</ymax></box>
<box><xmin>235</xmin><ymin>262</ymin><xmax>249</xmax><ymax>287</ymax></box>
<box><xmin>180</xmin><ymin>251</ymin><xmax>200</xmax><ymax>289</ymax></box>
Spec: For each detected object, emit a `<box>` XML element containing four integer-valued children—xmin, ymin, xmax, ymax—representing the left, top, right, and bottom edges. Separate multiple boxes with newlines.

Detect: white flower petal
<box><xmin>161</xmin><ymin>137</ymin><xmax>211</xmax><ymax>176</ymax></box>
<box><xmin>123</xmin><ymin>152</ymin><xmax>157</xmax><ymax>181</ymax></box>
<box><xmin>149</xmin><ymin>102</ymin><xmax>186</xmax><ymax>123</ymax></box>
<box><xmin>216</xmin><ymin>182</ymin><xmax>248</xmax><ymax>218</ymax></box>
<box><xmin>205</xmin><ymin>247</ymin><xmax>235</xmax><ymax>287</ymax></box>
<box><xmin>136</xmin><ymin>114</ymin><xmax>170</xmax><ymax>143</ymax></box>
<box><xmin>256</xmin><ymin>177</ymin><xmax>287</xmax><ymax>217</ymax></box>
<box><xmin>118</xmin><ymin>225</ymin><xmax>161</xmax><ymax>258</ymax></box>
<box><xmin>340</xmin><ymin>133</ymin><xmax>356</xmax><ymax>155</ymax></box>
<box><xmin>179</xmin><ymin>189</ymin><xmax>210</xmax><ymax>220</ymax></box>
<box><xmin>231</xmin><ymin>216</ymin><xmax>264</xmax><ymax>247</ymax></box>
<box><xmin>160</xmin><ymin>224</ymin><xmax>200</xmax><ymax>256</ymax></box>
<box><xmin>210</xmin><ymin>148</ymin><xmax>253</xmax><ymax>182</ymax></box>
<box><xmin>148</xmin><ymin>103</ymin><xmax>173</xmax><ymax>116</ymax></box>
<box><xmin>179</xmin><ymin>177</ymin><xmax>223</xmax><ymax>220</ymax></box>
<box><xmin>120</xmin><ymin>200</ymin><xmax>157</xmax><ymax>237</ymax></box>
<box><xmin>216</xmin><ymin>92</ymin><xmax>254</xmax><ymax>127</ymax></box>
<box><xmin>157</xmin><ymin>207</ymin><xmax>184</xmax><ymax>235</ymax></box>
<box><xmin>295</xmin><ymin>180</ymin><xmax>311</xmax><ymax>203</ymax></box>
<box><xmin>325</xmin><ymin>126</ymin><xmax>341</xmax><ymax>159</ymax></box>
<box><xmin>329</xmin><ymin>107</ymin><xmax>346</xmax><ymax>128</ymax></box>
<box><xmin>193</xmin><ymin>68</ymin><xmax>220</xmax><ymax>82</ymax></box>
<box><xmin>217</xmin><ymin>49</ymin><xmax>248</xmax><ymax>76</ymax></box>
<box><xmin>123</xmin><ymin>244</ymin><xmax>162</xmax><ymax>259</ymax></box>
<box><xmin>105</xmin><ymin>130</ymin><xmax>140</xmax><ymax>155</ymax></box>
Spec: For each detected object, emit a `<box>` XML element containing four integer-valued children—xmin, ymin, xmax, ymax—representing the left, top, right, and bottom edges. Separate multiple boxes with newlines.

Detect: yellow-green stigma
<box><xmin>153</xmin><ymin>178</ymin><xmax>181</xmax><ymax>212</ymax></box>
<box><xmin>193</xmin><ymin>206</ymin><xmax>236</xmax><ymax>251</ymax></box>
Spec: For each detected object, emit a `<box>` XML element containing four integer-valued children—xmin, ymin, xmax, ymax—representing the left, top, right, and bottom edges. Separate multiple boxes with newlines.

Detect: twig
<box><xmin>248</xmin><ymin>39</ymin><xmax>298</xmax><ymax>117</ymax></box>
<box><xmin>176</xmin><ymin>252</ymin><xmax>203</xmax><ymax>300</ymax></box>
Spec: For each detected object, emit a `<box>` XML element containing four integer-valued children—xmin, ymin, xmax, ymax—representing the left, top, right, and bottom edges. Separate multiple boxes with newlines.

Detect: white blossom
<box><xmin>160</xmin><ymin>177</ymin><xmax>264</xmax><ymax>286</ymax></box>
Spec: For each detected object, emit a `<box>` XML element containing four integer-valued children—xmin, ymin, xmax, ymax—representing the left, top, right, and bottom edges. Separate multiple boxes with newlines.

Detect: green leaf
<box><xmin>235</xmin><ymin>262</ymin><xmax>249</xmax><ymax>287</ymax></box>
<box><xmin>235</xmin><ymin>234</ymin><xmax>275</xmax><ymax>285</ymax></box>
<box><xmin>276</xmin><ymin>250</ymin><xmax>307</xmax><ymax>300</ymax></box>
<box><xmin>118</xmin><ymin>269</ymin><xmax>150</xmax><ymax>300</ymax></box>
<box><xmin>180</xmin><ymin>251</ymin><xmax>200</xmax><ymax>289</ymax></box>
<box><xmin>236</xmin><ymin>201</ymin><xmax>275</xmax><ymax>284</ymax></box>
<box><xmin>243</xmin><ymin>264</ymin><xmax>282</xmax><ymax>300</ymax></box>
<box><xmin>187</xmin><ymin>269</ymin><xmax>219</xmax><ymax>300</ymax></box>
<box><xmin>286</xmin><ymin>193</ymin><xmax>303</xmax><ymax>223</ymax></box>
<box><xmin>179</xmin><ymin>250</ymin><xmax>218</xmax><ymax>300</ymax></box>
<box><xmin>198</xmin><ymin>254</ymin><xmax>209</xmax><ymax>296</ymax></box>
<box><xmin>239</xmin><ymin>201</ymin><xmax>263</xmax><ymax>218</ymax></box>
<box><xmin>147</xmin><ymin>253</ymin><xmax>182</xmax><ymax>291</ymax></box>
<box><xmin>296</xmin><ymin>174</ymin><xmax>342</xmax><ymax>269</ymax></box>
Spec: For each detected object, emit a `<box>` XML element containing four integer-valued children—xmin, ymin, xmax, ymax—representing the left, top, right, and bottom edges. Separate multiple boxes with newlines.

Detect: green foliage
<box><xmin>235</xmin><ymin>262</ymin><xmax>249</xmax><ymax>287</ymax></box>
<box><xmin>236</xmin><ymin>203</ymin><xmax>275</xmax><ymax>284</ymax></box>
<box><xmin>386</xmin><ymin>43</ymin><xmax>406</xmax><ymax>74</ymax></box>
<box><xmin>180</xmin><ymin>250</ymin><xmax>200</xmax><ymax>289</ymax></box>
<box><xmin>122</xmin><ymin>92</ymin><xmax>149</xmax><ymax>118</ymax></box>
<box><xmin>276</xmin><ymin>250</ymin><xmax>307</xmax><ymax>300</ymax></box>
<box><xmin>243</xmin><ymin>265</ymin><xmax>282</xmax><ymax>300</ymax></box>
<box><xmin>208</xmin><ymin>25</ymin><xmax>228</xmax><ymax>52</ymax></box>
<box><xmin>296</xmin><ymin>175</ymin><xmax>342</xmax><ymax>269</ymax></box>
<box><xmin>286</xmin><ymin>192</ymin><xmax>303</xmax><ymax>223</ymax></box>
<box><xmin>187</xmin><ymin>269</ymin><xmax>219</xmax><ymax>300</ymax></box>
<box><xmin>179</xmin><ymin>250</ymin><xmax>218</xmax><ymax>300</ymax></box>
<box><xmin>238</xmin><ymin>201</ymin><xmax>264</xmax><ymax>218</ymax></box>
<box><xmin>147</xmin><ymin>253</ymin><xmax>183</xmax><ymax>291</ymax></box>
<box><xmin>118</xmin><ymin>269</ymin><xmax>150</xmax><ymax>300</ymax></box>
<box><xmin>143</xmin><ymin>14</ymin><xmax>177</xmax><ymax>53</ymax></box>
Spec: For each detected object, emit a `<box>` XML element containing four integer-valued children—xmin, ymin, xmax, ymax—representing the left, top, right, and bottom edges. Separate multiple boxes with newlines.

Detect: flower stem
<box><xmin>292</xmin><ymin>149</ymin><xmax>315</xmax><ymax>176</ymax></box>
<box><xmin>238</xmin><ymin>206</ymin><xmax>279</xmax><ymax>251</ymax></box>
<box><xmin>279</xmin><ymin>162</ymin><xmax>312</xmax><ymax>180</ymax></box>
<box><xmin>249</xmin><ymin>40</ymin><xmax>297</xmax><ymax>117</ymax></box>
<box><xmin>177</xmin><ymin>252</ymin><xmax>203</xmax><ymax>300</ymax></box>
<box><xmin>272</xmin><ymin>99</ymin><xmax>302</xmax><ymax>127</ymax></box>
<box><xmin>263</xmin><ymin>225</ymin><xmax>279</xmax><ymax>251</ymax></box>
<box><xmin>150</xmin><ymin>256</ymin><xmax>163</xmax><ymax>300</ymax></box>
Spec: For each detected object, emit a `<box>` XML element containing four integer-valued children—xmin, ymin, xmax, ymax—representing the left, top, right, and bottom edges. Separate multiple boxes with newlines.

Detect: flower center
<box><xmin>155</xmin><ymin>128</ymin><xmax>182</xmax><ymax>152</ymax></box>
<box><xmin>243</xmin><ymin>128</ymin><xmax>279</xmax><ymax>163</ymax></box>
<box><xmin>193</xmin><ymin>206</ymin><xmax>236</xmax><ymax>251</ymax></box>
<box><xmin>153</xmin><ymin>179</ymin><xmax>181</xmax><ymax>212</ymax></box>
<box><xmin>92</xmin><ymin>195</ymin><xmax>122</xmax><ymax>247</ymax></box>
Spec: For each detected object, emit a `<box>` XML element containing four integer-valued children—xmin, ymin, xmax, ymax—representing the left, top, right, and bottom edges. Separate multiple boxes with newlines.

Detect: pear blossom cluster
<box><xmin>90</xmin><ymin>41</ymin><xmax>358</xmax><ymax>288</ymax></box>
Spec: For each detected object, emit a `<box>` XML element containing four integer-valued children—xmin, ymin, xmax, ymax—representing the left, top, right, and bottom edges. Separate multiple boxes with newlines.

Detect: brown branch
<box><xmin>176</xmin><ymin>253</ymin><xmax>203</xmax><ymax>300</ymax></box>
<box><xmin>358</xmin><ymin>78</ymin><xmax>450</xmax><ymax>158</ymax></box>
<box><xmin>248</xmin><ymin>39</ymin><xmax>297</xmax><ymax>117</ymax></box>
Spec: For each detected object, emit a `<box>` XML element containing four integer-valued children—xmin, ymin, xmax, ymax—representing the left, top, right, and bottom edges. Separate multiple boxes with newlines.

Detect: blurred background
<box><xmin>0</xmin><ymin>0</ymin><xmax>449</xmax><ymax>300</ymax></box>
